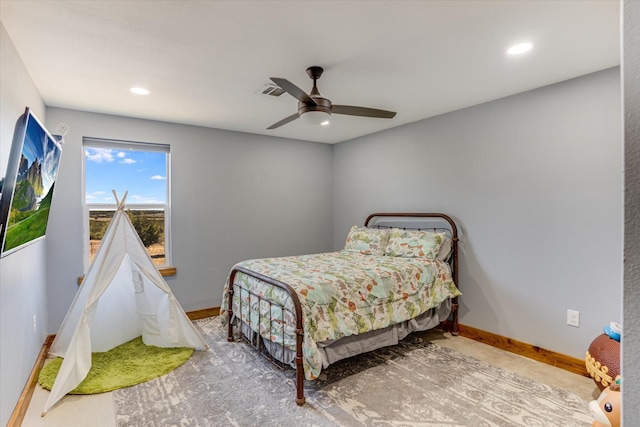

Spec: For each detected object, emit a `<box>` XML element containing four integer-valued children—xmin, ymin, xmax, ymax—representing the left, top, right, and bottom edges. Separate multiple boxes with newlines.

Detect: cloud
<box><xmin>151</xmin><ymin>175</ymin><xmax>166</xmax><ymax>180</ymax></box>
<box><xmin>85</xmin><ymin>191</ymin><xmax>107</xmax><ymax>201</ymax></box>
<box><xmin>85</xmin><ymin>148</ymin><xmax>115</xmax><ymax>163</ymax></box>
<box><xmin>129</xmin><ymin>194</ymin><xmax>165</xmax><ymax>204</ymax></box>
<box><xmin>111</xmin><ymin>151</ymin><xmax>137</xmax><ymax>164</ymax></box>
<box><xmin>42</xmin><ymin>137</ymin><xmax>62</xmax><ymax>191</ymax></box>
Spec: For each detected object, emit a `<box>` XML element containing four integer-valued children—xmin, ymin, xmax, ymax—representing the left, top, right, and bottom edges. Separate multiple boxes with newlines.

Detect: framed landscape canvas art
<box><xmin>0</xmin><ymin>107</ymin><xmax>62</xmax><ymax>257</ymax></box>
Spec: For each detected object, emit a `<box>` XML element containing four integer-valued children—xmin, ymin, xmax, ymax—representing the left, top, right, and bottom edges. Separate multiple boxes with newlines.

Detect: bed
<box><xmin>220</xmin><ymin>212</ymin><xmax>461</xmax><ymax>405</ymax></box>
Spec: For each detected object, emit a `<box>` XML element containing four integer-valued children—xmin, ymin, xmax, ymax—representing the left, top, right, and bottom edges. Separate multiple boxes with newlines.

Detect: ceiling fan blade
<box><xmin>270</xmin><ymin>77</ymin><xmax>316</xmax><ymax>105</ymax></box>
<box><xmin>267</xmin><ymin>113</ymin><xmax>300</xmax><ymax>130</ymax></box>
<box><xmin>332</xmin><ymin>105</ymin><xmax>396</xmax><ymax>119</ymax></box>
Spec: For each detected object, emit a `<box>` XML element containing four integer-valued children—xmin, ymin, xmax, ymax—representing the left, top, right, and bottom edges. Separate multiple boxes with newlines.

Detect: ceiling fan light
<box><xmin>301</xmin><ymin>110</ymin><xmax>331</xmax><ymax>126</ymax></box>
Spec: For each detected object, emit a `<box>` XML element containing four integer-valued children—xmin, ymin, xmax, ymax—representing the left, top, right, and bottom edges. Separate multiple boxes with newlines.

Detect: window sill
<box><xmin>78</xmin><ymin>266</ymin><xmax>177</xmax><ymax>285</ymax></box>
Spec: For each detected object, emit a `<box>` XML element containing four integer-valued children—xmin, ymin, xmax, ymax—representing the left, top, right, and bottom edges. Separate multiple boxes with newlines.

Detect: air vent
<box><xmin>258</xmin><ymin>83</ymin><xmax>287</xmax><ymax>97</ymax></box>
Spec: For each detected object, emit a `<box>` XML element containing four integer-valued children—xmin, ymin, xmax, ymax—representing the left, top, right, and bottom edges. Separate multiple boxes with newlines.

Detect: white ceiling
<box><xmin>0</xmin><ymin>1</ymin><xmax>620</xmax><ymax>144</ymax></box>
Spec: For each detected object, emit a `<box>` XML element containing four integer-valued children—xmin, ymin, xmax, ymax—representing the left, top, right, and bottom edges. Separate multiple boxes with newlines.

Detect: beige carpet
<box><xmin>113</xmin><ymin>317</ymin><xmax>592</xmax><ymax>426</ymax></box>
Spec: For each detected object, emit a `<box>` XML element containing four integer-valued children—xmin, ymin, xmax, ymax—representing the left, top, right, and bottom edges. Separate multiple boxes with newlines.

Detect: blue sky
<box><xmin>85</xmin><ymin>147</ymin><xmax>167</xmax><ymax>204</ymax></box>
<box><xmin>23</xmin><ymin>113</ymin><xmax>62</xmax><ymax>193</ymax></box>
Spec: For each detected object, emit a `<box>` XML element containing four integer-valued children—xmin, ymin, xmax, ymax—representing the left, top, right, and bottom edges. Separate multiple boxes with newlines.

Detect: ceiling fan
<box><xmin>267</xmin><ymin>66</ymin><xmax>396</xmax><ymax>130</ymax></box>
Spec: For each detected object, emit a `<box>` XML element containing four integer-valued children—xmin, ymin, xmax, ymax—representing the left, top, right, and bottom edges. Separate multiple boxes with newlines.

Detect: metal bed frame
<box><xmin>226</xmin><ymin>212</ymin><xmax>459</xmax><ymax>405</ymax></box>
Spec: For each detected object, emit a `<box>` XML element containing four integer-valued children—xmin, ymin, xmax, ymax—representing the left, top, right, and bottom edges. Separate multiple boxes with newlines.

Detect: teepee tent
<box><xmin>43</xmin><ymin>191</ymin><xmax>207</xmax><ymax>414</ymax></box>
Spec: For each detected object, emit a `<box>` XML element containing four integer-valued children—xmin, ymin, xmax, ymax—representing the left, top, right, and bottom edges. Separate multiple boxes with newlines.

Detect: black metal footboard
<box><xmin>226</xmin><ymin>265</ymin><xmax>306</xmax><ymax>405</ymax></box>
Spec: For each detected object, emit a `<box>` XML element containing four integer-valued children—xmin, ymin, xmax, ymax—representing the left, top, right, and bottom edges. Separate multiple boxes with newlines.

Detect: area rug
<box><xmin>39</xmin><ymin>336</ymin><xmax>194</xmax><ymax>394</ymax></box>
<box><xmin>113</xmin><ymin>318</ymin><xmax>592</xmax><ymax>426</ymax></box>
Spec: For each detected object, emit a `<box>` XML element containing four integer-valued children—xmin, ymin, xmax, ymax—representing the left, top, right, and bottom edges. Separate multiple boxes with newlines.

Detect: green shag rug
<box><xmin>38</xmin><ymin>336</ymin><xmax>194</xmax><ymax>394</ymax></box>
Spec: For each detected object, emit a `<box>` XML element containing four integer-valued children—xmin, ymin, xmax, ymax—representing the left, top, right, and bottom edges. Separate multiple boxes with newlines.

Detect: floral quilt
<box><xmin>220</xmin><ymin>250</ymin><xmax>460</xmax><ymax>380</ymax></box>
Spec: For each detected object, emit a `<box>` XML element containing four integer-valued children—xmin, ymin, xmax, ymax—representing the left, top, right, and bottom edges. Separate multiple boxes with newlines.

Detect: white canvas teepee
<box><xmin>43</xmin><ymin>191</ymin><xmax>207</xmax><ymax>415</ymax></box>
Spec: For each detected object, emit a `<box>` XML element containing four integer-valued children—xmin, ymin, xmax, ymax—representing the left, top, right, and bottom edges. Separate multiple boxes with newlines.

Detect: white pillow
<box><xmin>437</xmin><ymin>236</ymin><xmax>453</xmax><ymax>261</ymax></box>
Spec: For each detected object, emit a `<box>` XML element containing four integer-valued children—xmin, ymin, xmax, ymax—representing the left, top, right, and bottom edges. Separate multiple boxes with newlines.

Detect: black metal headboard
<box><xmin>364</xmin><ymin>212</ymin><xmax>459</xmax><ymax>287</ymax></box>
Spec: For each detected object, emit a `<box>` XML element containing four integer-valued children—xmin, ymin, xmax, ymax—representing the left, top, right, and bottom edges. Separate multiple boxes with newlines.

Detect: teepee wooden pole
<box><xmin>112</xmin><ymin>190</ymin><xmax>128</xmax><ymax>211</ymax></box>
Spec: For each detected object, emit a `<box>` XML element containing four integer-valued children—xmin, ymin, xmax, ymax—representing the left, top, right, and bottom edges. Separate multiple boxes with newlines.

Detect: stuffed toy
<box><xmin>589</xmin><ymin>377</ymin><xmax>621</xmax><ymax>427</ymax></box>
<box><xmin>586</xmin><ymin>322</ymin><xmax>621</xmax><ymax>390</ymax></box>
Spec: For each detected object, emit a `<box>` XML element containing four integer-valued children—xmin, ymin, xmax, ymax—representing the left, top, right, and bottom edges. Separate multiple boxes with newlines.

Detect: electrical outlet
<box><xmin>55</xmin><ymin>123</ymin><xmax>69</xmax><ymax>136</ymax></box>
<box><xmin>567</xmin><ymin>309</ymin><xmax>580</xmax><ymax>327</ymax></box>
<box><xmin>33</xmin><ymin>315</ymin><xmax>37</xmax><ymax>332</ymax></box>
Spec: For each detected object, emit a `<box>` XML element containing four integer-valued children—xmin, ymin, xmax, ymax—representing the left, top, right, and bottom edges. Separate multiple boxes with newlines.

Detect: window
<box><xmin>83</xmin><ymin>138</ymin><xmax>171</xmax><ymax>270</ymax></box>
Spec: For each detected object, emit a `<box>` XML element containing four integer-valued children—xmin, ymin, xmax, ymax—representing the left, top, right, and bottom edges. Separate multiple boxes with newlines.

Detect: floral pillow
<box><xmin>385</xmin><ymin>228</ymin><xmax>445</xmax><ymax>259</ymax></box>
<box><xmin>344</xmin><ymin>226</ymin><xmax>390</xmax><ymax>256</ymax></box>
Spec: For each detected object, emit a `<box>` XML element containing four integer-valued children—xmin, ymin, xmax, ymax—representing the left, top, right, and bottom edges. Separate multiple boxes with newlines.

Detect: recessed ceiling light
<box><xmin>130</xmin><ymin>87</ymin><xmax>150</xmax><ymax>95</ymax></box>
<box><xmin>320</xmin><ymin>120</ymin><xmax>330</xmax><ymax>126</ymax></box>
<box><xmin>507</xmin><ymin>43</ymin><xmax>533</xmax><ymax>55</ymax></box>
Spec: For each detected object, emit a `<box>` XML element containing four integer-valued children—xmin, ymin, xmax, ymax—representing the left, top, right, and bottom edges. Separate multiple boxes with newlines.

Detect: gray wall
<box><xmin>623</xmin><ymin>0</ymin><xmax>639</xmax><ymax>422</ymax></box>
<box><xmin>44</xmin><ymin>108</ymin><xmax>334</xmax><ymax>331</ymax></box>
<box><xmin>333</xmin><ymin>68</ymin><xmax>623</xmax><ymax>360</ymax></box>
<box><xmin>0</xmin><ymin>23</ymin><xmax>48</xmax><ymax>426</ymax></box>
